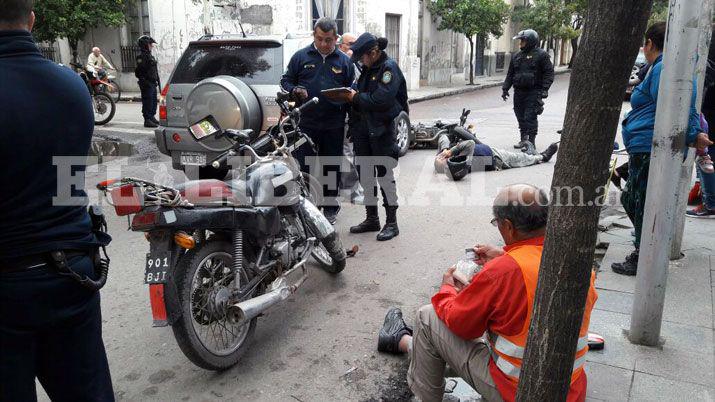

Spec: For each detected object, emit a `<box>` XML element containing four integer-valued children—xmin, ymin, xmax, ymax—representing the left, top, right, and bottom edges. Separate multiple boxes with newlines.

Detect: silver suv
<box><xmin>156</xmin><ymin>33</ymin><xmax>312</xmax><ymax>179</ymax></box>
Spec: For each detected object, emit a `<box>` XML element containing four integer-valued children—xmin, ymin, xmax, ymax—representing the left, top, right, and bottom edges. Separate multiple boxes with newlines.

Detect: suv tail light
<box><xmin>159</xmin><ymin>84</ymin><xmax>169</xmax><ymax>121</ymax></box>
<box><xmin>110</xmin><ymin>184</ymin><xmax>144</xmax><ymax>216</ymax></box>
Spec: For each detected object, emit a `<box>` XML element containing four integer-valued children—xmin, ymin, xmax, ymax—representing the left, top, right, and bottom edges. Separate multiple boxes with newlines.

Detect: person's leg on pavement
<box><xmin>351</xmin><ymin>132</ymin><xmax>381</xmax><ymax>233</ymax></box>
<box><xmin>513</xmin><ymin>92</ymin><xmax>527</xmax><ymax>147</ymax></box>
<box><xmin>315</xmin><ymin>127</ymin><xmax>344</xmax><ymax>222</ymax></box>
<box><xmin>613</xmin><ymin>153</ymin><xmax>650</xmax><ymax>274</ymax></box>
<box><xmin>407</xmin><ymin>305</ymin><xmax>503</xmax><ymax>402</ymax></box>
<box><xmin>149</xmin><ymin>84</ymin><xmax>158</xmax><ymax>122</ymax></box>
<box><xmin>687</xmin><ymin>165</ymin><xmax>715</xmax><ymax>217</ymax></box>
<box><xmin>139</xmin><ymin>82</ymin><xmax>153</xmax><ymax>124</ymax></box>
<box><xmin>373</xmin><ymin>134</ymin><xmax>400</xmax><ymax>241</ymax></box>
<box><xmin>523</xmin><ymin>91</ymin><xmax>539</xmax><ymax>148</ymax></box>
<box><xmin>490</xmin><ymin>148</ymin><xmax>542</xmax><ymax>169</ymax></box>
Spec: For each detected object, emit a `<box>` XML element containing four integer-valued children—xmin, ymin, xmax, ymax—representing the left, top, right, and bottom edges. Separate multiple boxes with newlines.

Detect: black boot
<box><xmin>144</xmin><ymin>119</ymin><xmax>158</xmax><ymax>128</ymax></box>
<box><xmin>350</xmin><ymin>206</ymin><xmax>381</xmax><ymax>233</ymax></box>
<box><xmin>540</xmin><ymin>142</ymin><xmax>559</xmax><ymax>162</ymax></box>
<box><xmin>611</xmin><ymin>250</ymin><xmax>639</xmax><ymax>276</ymax></box>
<box><xmin>513</xmin><ymin>135</ymin><xmax>528</xmax><ymax>149</ymax></box>
<box><xmin>377</xmin><ymin>307</ymin><xmax>412</xmax><ymax>354</ymax></box>
<box><xmin>377</xmin><ymin>206</ymin><xmax>399</xmax><ymax>241</ymax></box>
<box><xmin>528</xmin><ymin>132</ymin><xmax>537</xmax><ymax>149</ymax></box>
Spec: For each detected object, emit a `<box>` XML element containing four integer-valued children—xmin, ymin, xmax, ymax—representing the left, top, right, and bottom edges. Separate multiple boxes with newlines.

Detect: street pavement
<box><xmin>39</xmin><ymin>72</ymin><xmax>713</xmax><ymax>401</ymax></box>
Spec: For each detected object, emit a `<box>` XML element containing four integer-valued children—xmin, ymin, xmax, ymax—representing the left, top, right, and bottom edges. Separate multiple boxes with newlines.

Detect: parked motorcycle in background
<box><xmin>70</xmin><ymin>62</ymin><xmax>116</xmax><ymax>125</ymax></box>
<box><xmin>98</xmin><ymin>94</ymin><xmax>346</xmax><ymax>370</ymax></box>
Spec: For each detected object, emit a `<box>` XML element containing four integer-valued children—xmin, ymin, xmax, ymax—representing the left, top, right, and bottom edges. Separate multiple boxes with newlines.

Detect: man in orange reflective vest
<box><xmin>377</xmin><ymin>184</ymin><xmax>598</xmax><ymax>402</ymax></box>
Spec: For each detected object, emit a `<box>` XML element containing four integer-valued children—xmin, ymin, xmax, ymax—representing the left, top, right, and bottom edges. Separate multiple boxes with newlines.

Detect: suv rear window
<box><xmin>170</xmin><ymin>41</ymin><xmax>282</xmax><ymax>85</ymax></box>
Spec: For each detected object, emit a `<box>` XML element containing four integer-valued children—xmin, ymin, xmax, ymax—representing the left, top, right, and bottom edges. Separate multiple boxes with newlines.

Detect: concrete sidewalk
<box><xmin>118</xmin><ymin>67</ymin><xmax>570</xmax><ymax>104</ymax></box>
<box><xmin>583</xmin><ymin>197</ymin><xmax>714</xmax><ymax>401</ymax></box>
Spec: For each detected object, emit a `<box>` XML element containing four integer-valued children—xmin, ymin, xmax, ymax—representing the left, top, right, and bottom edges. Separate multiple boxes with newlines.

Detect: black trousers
<box><xmin>294</xmin><ymin>126</ymin><xmax>344</xmax><ymax>208</ymax></box>
<box><xmin>513</xmin><ymin>89</ymin><xmax>540</xmax><ymax>144</ymax></box>
<box><xmin>139</xmin><ymin>81</ymin><xmax>157</xmax><ymax>121</ymax></box>
<box><xmin>0</xmin><ymin>256</ymin><xmax>114</xmax><ymax>402</ymax></box>
<box><xmin>352</xmin><ymin>128</ymin><xmax>399</xmax><ymax>208</ymax></box>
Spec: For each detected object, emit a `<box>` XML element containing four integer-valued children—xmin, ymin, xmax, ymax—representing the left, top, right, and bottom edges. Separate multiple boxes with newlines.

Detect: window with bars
<box><xmin>311</xmin><ymin>0</ymin><xmax>345</xmax><ymax>34</ymax></box>
<box><xmin>128</xmin><ymin>0</ymin><xmax>151</xmax><ymax>41</ymax></box>
<box><xmin>385</xmin><ymin>14</ymin><xmax>400</xmax><ymax>63</ymax></box>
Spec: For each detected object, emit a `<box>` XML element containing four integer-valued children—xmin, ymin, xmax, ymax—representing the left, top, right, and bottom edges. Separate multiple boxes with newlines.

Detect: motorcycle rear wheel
<box><xmin>171</xmin><ymin>240</ymin><xmax>257</xmax><ymax>370</ymax></box>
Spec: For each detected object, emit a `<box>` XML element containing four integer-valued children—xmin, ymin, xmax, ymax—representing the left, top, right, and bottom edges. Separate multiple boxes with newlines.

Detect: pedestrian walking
<box><xmin>135</xmin><ymin>35</ymin><xmax>160</xmax><ymax>128</ymax></box>
<box><xmin>501</xmin><ymin>29</ymin><xmax>554</xmax><ymax>149</ymax></box>
<box><xmin>0</xmin><ymin>1</ymin><xmax>114</xmax><ymax>400</ymax></box>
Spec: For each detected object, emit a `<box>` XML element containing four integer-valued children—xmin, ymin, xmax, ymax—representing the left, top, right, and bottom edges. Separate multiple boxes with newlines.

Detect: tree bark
<box><xmin>515</xmin><ymin>1</ymin><xmax>654</xmax><ymax>401</ymax></box>
<box><xmin>468</xmin><ymin>35</ymin><xmax>474</xmax><ymax>85</ymax></box>
<box><xmin>569</xmin><ymin>18</ymin><xmax>584</xmax><ymax>69</ymax></box>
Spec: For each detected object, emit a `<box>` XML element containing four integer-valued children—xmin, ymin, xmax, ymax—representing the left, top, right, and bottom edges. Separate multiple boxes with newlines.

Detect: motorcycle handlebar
<box><xmin>296</xmin><ymin>97</ymin><xmax>319</xmax><ymax>114</ymax></box>
<box><xmin>211</xmin><ymin>150</ymin><xmax>234</xmax><ymax>169</ymax></box>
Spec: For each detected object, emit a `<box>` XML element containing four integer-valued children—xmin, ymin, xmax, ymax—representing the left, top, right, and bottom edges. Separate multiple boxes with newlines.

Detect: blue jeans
<box><xmin>0</xmin><ymin>255</ymin><xmax>114</xmax><ymax>401</ymax></box>
<box><xmin>697</xmin><ymin>163</ymin><xmax>715</xmax><ymax>209</ymax></box>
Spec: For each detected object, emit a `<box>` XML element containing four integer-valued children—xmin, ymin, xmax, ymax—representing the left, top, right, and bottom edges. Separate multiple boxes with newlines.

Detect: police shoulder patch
<box><xmin>382</xmin><ymin>71</ymin><xmax>392</xmax><ymax>84</ymax></box>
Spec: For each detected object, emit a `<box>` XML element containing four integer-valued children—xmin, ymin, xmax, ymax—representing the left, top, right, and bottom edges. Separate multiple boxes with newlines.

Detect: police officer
<box><xmin>280</xmin><ymin>17</ymin><xmax>355</xmax><ymax>224</ymax></box>
<box><xmin>332</xmin><ymin>33</ymin><xmax>408</xmax><ymax>241</ymax></box>
<box><xmin>135</xmin><ymin>35</ymin><xmax>160</xmax><ymax>128</ymax></box>
<box><xmin>502</xmin><ymin>29</ymin><xmax>554</xmax><ymax>149</ymax></box>
<box><xmin>1</xmin><ymin>2</ymin><xmax>114</xmax><ymax>400</ymax></box>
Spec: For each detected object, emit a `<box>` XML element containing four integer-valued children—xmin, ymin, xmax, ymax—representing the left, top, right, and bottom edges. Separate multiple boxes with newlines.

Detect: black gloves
<box><xmin>501</xmin><ymin>90</ymin><xmax>509</xmax><ymax>101</ymax></box>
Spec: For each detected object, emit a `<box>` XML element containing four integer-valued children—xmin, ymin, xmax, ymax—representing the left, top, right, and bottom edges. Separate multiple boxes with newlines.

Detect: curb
<box><xmin>408</xmin><ymin>68</ymin><xmax>571</xmax><ymax>105</ymax></box>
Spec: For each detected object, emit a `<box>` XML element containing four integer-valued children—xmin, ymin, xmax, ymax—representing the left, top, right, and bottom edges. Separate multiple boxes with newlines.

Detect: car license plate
<box><xmin>180</xmin><ymin>152</ymin><xmax>207</xmax><ymax>166</ymax></box>
<box><xmin>145</xmin><ymin>252</ymin><xmax>171</xmax><ymax>284</ymax></box>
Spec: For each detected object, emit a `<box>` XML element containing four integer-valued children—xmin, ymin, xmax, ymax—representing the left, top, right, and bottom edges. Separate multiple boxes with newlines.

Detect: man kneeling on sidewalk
<box><xmin>377</xmin><ymin>184</ymin><xmax>598</xmax><ymax>402</ymax></box>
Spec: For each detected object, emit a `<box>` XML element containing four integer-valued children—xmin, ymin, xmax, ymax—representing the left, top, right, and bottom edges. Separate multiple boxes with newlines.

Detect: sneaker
<box><xmin>611</xmin><ymin>250</ymin><xmax>639</xmax><ymax>276</ymax></box>
<box><xmin>513</xmin><ymin>140</ymin><xmax>528</xmax><ymax>149</ymax></box>
<box><xmin>377</xmin><ymin>307</ymin><xmax>413</xmax><ymax>354</ymax></box>
<box><xmin>686</xmin><ymin>204</ymin><xmax>715</xmax><ymax>218</ymax></box>
<box><xmin>688</xmin><ymin>181</ymin><xmax>702</xmax><ymax>206</ymax></box>
<box><xmin>539</xmin><ymin>142</ymin><xmax>559</xmax><ymax>162</ymax></box>
<box><xmin>697</xmin><ymin>154</ymin><xmax>715</xmax><ymax>174</ymax></box>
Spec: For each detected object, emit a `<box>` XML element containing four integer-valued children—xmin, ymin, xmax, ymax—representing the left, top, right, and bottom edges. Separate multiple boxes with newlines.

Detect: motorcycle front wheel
<box><xmin>93</xmin><ymin>92</ymin><xmax>116</xmax><ymax>125</ymax></box>
<box><xmin>310</xmin><ymin>231</ymin><xmax>346</xmax><ymax>274</ymax></box>
<box><xmin>171</xmin><ymin>240</ymin><xmax>257</xmax><ymax>370</ymax></box>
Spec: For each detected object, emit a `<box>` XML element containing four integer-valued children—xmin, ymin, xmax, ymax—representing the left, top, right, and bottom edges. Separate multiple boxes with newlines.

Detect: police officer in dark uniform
<box><xmin>135</xmin><ymin>35</ymin><xmax>160</xmax><ymax>128</ymax></box>
<box><xmin>280</xmin><ymin>17</ymin><xmax>355</xmax><ymax>224</ymax></box>
<box><xmin>331</xmin><ymin>33</ymin><xmax>408</xmax><ymax>241</ymax></box>
<box><xmin>502</xmin><ymin>29</ymin><xmax>554</xmax><ymax>149</ymax></box>
<box><xmin>1</xmin><ymin>2</ymin><xmax>114</xmax><ymax>400</ymax></box>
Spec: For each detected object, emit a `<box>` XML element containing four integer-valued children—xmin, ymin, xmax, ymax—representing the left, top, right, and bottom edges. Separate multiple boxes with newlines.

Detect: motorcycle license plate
<box><xmin>180</xmin><ymin>152</ymin><xmax>207</xmax><ymax>166</ymax></box>
<box><xmin>145</xmin><ymin>252</ymin><xmax>171</xmax><ymax>284</ymax></box>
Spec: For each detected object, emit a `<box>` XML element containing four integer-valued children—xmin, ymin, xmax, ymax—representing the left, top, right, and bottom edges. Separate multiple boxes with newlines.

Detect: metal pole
<box><xmin>629</xmin><ymin>0</ymin><xmax>702</xmax><ymax>346</ymax></box>
<box><xmin>670</xmin><ymin>0</ymin><xmax>714</xmax><ymax>260</ymax></box>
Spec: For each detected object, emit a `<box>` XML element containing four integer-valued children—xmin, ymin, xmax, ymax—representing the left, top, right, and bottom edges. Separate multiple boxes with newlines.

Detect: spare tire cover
<box><xmin>186</xmin><ymin>75</ymin><xmax>262</xmax><ymax>152</ymax></box>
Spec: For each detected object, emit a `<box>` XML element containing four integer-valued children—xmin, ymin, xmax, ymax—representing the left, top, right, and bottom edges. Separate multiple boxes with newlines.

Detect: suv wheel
<box><xmin>394</xmin><ymin>112</ymin><xmax>412</xmax><ymax>157</ymax></box>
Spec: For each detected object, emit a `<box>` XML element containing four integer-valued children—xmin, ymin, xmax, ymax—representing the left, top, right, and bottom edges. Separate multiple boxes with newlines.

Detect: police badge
<box><xmin>382</xmin><ymin>71</ymin><xmax>392</xmax><ymax>84</ymax></box>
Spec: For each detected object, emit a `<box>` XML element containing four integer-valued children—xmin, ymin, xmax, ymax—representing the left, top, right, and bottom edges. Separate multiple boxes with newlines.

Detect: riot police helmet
<box><xmin>513</xmin><ymin>29</ymin><xmax>539</xmax><ymax>49</ymax></box>
<box><xmin>446</xmin><ymin>155</ymin><xmax>471</xmax><ymax>181</ymax></box>
<box><xmin>137</xmin><ymin>35</ymin><xmax>157</xmax><ymax>50</ymax></box>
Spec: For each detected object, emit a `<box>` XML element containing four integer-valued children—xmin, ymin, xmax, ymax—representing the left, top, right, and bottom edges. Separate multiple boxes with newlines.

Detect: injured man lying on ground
<box><xmin>433</xmin><ymin>131</ymin><xmax>559</xmax><ymax>181</ymax></box>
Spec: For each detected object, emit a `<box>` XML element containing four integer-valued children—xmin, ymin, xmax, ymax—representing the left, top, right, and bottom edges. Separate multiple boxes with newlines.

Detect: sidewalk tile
<box><xmin>595</xmin><ymin>244</ymin><xmax>637</xmax><ymax>294</ymax></box>
<box><xmin>661</xmin><ymin>253</ymin><xmax>713</xmax><ymax>328</ymax></box>
<box><xmin>635</xmin><ymin>347</ymin><xmax>714</xmax><ymax>387</ymax></box>
<box><xmin>585</xmin><ymin>362</ymin><xmax>632</xmax><ymax>401</ymax></box>
<box><xmin>629</xmin><ymin>372</ymin><xmax>714</xmax><ymax>402</ymax></box>
<box><xmin>594</xmin><ymin>289</ymin><xmax>632</xmax><ymax>315</ymax></box>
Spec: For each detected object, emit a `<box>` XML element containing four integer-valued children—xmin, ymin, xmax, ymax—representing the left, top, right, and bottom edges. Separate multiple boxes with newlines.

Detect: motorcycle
<box><xmin>410</xmin><ymin>108</ymin><xmax>474</xmax><ymax>149</ymax></box>
<box><xmin>98</xmin><ymin>95</ymin><xmax>347</xmax><ymax>370</ymax></box>
<box><xmin>94</xmin><ymin>68</ymin><xmax>122</xmax><ymax>103</ymax></box>
<box><xmin>71</xmin><ymin>62</ymin><xmax>116</xmax><ymax>125</ymax></box>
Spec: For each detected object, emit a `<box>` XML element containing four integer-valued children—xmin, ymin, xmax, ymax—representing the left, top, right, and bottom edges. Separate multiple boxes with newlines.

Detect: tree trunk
<box><xmin>515</xmin><ymin>1</ymin><xmax>654</xmax><ymax>401</ymax></box>
<box><xmin>569</xmin><ymin>18</ymin><xmax>584</xmax><ymax>69</ymax></box>
<box><xmin>69</xmin><ymin>38</ymin><xmax>78</xmax><ymax>63</ymax></box>
<box><xmin>468</xmin><ymin>35</ymin><xmax>474</xmax><ymax>85</ymax></box>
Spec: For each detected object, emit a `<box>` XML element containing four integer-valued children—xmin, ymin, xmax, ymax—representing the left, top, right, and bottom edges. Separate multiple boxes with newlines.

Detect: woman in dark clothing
<box><xmin>330</xmin><ymin>33</ymin><xmax>408</xmax><ymax>241</ymax></box>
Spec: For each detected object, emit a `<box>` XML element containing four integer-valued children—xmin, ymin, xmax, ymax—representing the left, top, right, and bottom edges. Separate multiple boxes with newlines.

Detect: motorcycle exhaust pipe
<box><xmin>227</xmin><ymin>246</ymin><xmax>313</xmax><ymax>325</ymax></box>
<box><xmin>227</xmin><ymin>286</ymin><xmax>292</xmax><ymax>325</ymax></box>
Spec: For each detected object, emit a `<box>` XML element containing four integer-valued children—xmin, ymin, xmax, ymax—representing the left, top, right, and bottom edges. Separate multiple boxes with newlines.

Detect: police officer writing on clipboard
<box><xmin>280</xmin><ymin>17</ymin><xmax>355</xmax><ymax>225</ymax></box>
<box><xmin>502</xmin><ymin>29</ymin><xmax>554</xmax><ymax>149</ymax></box>
<box><xmin>327</xmin><ymin>33</ymin><xmax>408</xmax><ymax>241</ymax></box>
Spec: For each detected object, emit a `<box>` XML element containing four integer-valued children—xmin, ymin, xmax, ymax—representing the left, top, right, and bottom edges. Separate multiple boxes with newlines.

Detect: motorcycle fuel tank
<box><xmin>244</xmin><ymin>159</ymin><xmax>302</xmax><ymax>206</ymax></box>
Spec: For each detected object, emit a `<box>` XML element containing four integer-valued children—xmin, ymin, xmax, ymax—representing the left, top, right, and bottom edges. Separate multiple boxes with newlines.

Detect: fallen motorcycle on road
<box><xmin>98</xmin><ymin>95</ymin><xmax>346</xmax><ymax>370</ymax></box>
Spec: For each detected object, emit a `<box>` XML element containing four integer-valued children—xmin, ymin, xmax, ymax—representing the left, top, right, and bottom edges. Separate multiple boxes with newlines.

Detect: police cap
<box><xmin>350</xmin><ymin>32</ymin><xmax>378</xmax><ymax>63</ymax></box>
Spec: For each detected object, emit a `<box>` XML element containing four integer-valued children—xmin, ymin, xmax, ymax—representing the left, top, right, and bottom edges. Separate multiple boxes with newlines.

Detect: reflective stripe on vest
<box><xmin>491</xmin><ymin>334</ymin><xmax>589</xmax><ymax>359</ymax></box>
<box><xmin>492</xmin><ymin>350</ymin><xmax>587</xmax><ymax>379</ymax></box>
